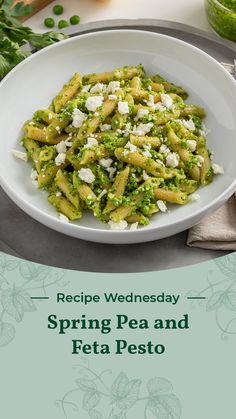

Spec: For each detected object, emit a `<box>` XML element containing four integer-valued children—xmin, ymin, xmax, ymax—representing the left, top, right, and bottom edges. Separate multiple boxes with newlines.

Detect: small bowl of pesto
<box><xmin>205</xmin><ymin>0</ymin><xmax>236</xmax><ymax>42</ymax></box>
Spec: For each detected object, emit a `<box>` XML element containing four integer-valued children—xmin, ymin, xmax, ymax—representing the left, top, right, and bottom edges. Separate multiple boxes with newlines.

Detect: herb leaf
<box><xmin>28</xmin><ymin>31</ymin><xmax>66</xmax><ymax>50</ymax></box>
<box><xmin>10</xmin><ymin>2</ymin><xmax>33</xmax><ymax>17</ymax></box>
<box><xmin>0</xmin><ymin>1</ymin><xmax>67</xmax><ymax>78</ymax></box>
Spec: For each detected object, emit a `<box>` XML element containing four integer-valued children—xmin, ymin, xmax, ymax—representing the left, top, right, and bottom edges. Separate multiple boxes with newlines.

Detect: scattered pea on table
<box><xmin>53</xmin><ymin>4</ymin><xmax>64</xmax><ymax>15</ymax></box>
<box><xmin>70</xmin><ymin>15</ymin><xmax>81</xmax><ymax>25</ymax></box>
<box><xmin>58</xmin><ymin>19</ymin><xmax>69</xmax><ymax>29</ymax></box>
<box><xmin>44</xmin><ymin>17</ymin><xmax>55</xmax><ymax>28</ymax></box>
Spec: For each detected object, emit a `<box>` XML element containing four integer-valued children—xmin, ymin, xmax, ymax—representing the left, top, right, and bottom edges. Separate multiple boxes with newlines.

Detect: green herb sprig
<box><xmin>0</xmin><ymin>0</ymin><xmax>67</xmax><ymax>78</ymax></box>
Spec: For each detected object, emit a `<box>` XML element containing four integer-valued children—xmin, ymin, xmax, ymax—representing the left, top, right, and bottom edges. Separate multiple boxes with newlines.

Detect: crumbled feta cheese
<box><xmin>99</xmin><ymin>158</ymin><xmax>113</xmax><ymax>168</ymax></box>
<box><xmin>98</xmin><ymin>189</ymin><xmax>107</xmax><ymax>199</ymax></box>
<box><xmin>90</xmin><ymin>83</ymin><xmax>105</xmax><ymax>94</ymax></box>
<box><xmin>212</xmin><ymin>163</ymin><xmax>224</xmax><ymax>175</ymax></box>
<box><xmin>166</xmin><ymin>152</ymin><xmax>179</xmax><ymax>168</ymax></box>
<box><xmin>12</xmin><ymin>149</ymin><xmax>28</xmax><ymax>162</ymax></box>
<box><xmin>108</xmin><ymin>220</ymin><xmax>128</xmax><ymax>230</ymax></box>
<box><xmin>125</xmin><ymin>141</ymin><xmax>137</xmax><ymax>153</ymax></box>
<box><xmin>186</xmin><ymin>139</ymin><xmax>197</xmax><ymax>152</ymax></box>
<box><xmin>197</xmin><ymin>155</ymin><xmax>204</xmax><ymax>167</ymax></box>
<box><xmin>182</xmin><ymin>119</ymin><xmax>195</xmax><ymax>131</ymax></box>
<box><xmin>48</xmin><ymin>113</ymin><xmax>53</xmax><ymax>120</ymax></box>
<box><xmin>134</xmin><ymin>108</ymin><xmax>149</xmax><ymax>121</ymax></box>
<box><xmin>65</xmin><ymin>137</ymin><xmax>73</xmax><ymax>147</ymax></box>
<box><xmin>30</xmin><ymin>169</ymin><xmax>38</xmax><ymax>180</ymax></box>
<box><xmin>155</xmin><ymin>102</ymin><xmax>166</xmax><ymax>112</ymax></box>
<box><xmin>156</xmin><ymin>158</ymin><xmax>164</xmax><ymax>166</ymax></box>
<box><xmin>56</xmin><ymin>140</ymin><xmax>67</xmax><ymax>154</ymax></box>
<box><xmin>55</xmin><ymin>126</ymin><xmax>61</xmax><ymax>133</ymax></box>
<box><xmin>108</xmin><ymin>94</ymin><xmax>117</xmax><ymax>100</ymax></box>
<box><xmin>122</xmin><ymin>122</ymin><xmax>132</xmax><ymax>137</ymax></box>
<box><xmin>142</xmin><ymin>170</ymin><xmax>150</xmax><ymax>180</ymax></box>
<box><xmin>148</xmin><ymin>85</ymin><xmax>152</xmax><ymax>91</ymax></box>
<box><xmin>100</xmin><ymin>124</ymin><xmax>111</xmax><ymax>132</ymax></box>
<box><xmin>160</xmin><ymin>93</ymin><xmax>173</xmax><ymax>109</ymax></box>
<box><xmin>147</xmin><ymin>95</ymin><xmax>165</xmax><ymax>111</ymax></box>
<box><xmin>107</xmin><ymin>81</ymin><xmax>120</xmax><ymax>94</ymax></box>
<box><xmin>56</xmin><ymin>191</ymin><xmax>62</xmax><ymax>197</ymax></box>
<box><xmin>130</xmin><ymin>222</ymin><xmax>139</xmax><ymax>231</ymax></box>
<box><xmin>30</xmin><ymin>169</ymin><xmax>38</xmax><ymax>188</ymax></box>
<box><xmin>146</xmin><ymin>95</ymin><xmax>159</xmax><ymax>110</ymax></box>
<box><xmin>59</xmin><ymin>213</ymin><xmax>69</xmax><ymax>223</ymax></box>
<box><xmin>72</xmin><ymin>108</ymin><xmax>87</xmax><ymax>128</ymax></box>
<box><xmin>131</xmin><ymin>122</ymin><xmax>153</xmax><ymax>136</ymax></box>
<box><xmin>55</xmin><ymin>152</ymin><xmax>66</xmax><ymax>166</ymax></box>
<box><xmin>81</xmin><ymin>84</ymin><xmax>91</xmax><ymax>93</ymax></box>
<box><xmin>159</xmin><ymin>144</ymin><xmax>170</xmax><ymax>154</ymax></box>
<box><xmin>131</xmin><ymin>128</ymin><xmax>143</xmax><ymax>136</ymax></box>
<box><xmin>118</xmin><ymin>101</ymin><xmax>129</xmax><ymax>115</ymax></box>
<box><xmin>106</xmin><ymin>167</ymin><xmax>116</xmax><ymax>179</ymax></box>
<box><xmin>199</xmin><ymin>123</ymin><xmax>211</xmax><ymax>137</ymax></box>
<box><xmin>85</xmin><ymin>96</ymin><xmax>104</xmax><ymax>112</ymax></box>
<box><xmin>122</xmin><ymin>149</ymin><xmax>129</xmax><ymax>157</ymax></box>
<box><xmin>147</xmin><ymin>95</ymin><xmax>154</xmax><ymax>107</ymax></box>
<box><xmin>125</xmin><ymin>122</ymin><xmax>132</xmax><ymax>131</ymax></box>
<box><xmin>142</xmin><ymin>149</ymin><xmax>152</xmax><ymax>158</ymax></box>
<box><xmin>157</xmin><ymin>200</ymin><xmax>167</xmax><ymax>212</ymax></box>
<box><xmin>189</xmin><ymin>193</ymin><xmax>200</xmax><ymax>202</ymax></box>
<box><xmin>84</xmin><ymin>137</ymin><xmax>98</xmax><ymax>149</ymax></box>
<box><xmin>78</xmin><ymin>168</ymin><xmax>95</xmax><ymax>183</ymax></box>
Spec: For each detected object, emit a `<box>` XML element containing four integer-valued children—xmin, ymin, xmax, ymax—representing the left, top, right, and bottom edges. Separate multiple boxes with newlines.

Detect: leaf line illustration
<box><xmin>188</xmin><ymin>254</ymin><xmax>236</xmax><ymax>339</ymax></box>
<box><xmin>57</xmin><ymin>359</ymin><xmax>182</xmax><ymax>419</ymax></box>
<box><xmin>0</xmin><ymin>254</ymin><xmax>66</xmax><ymax>348</ymax></box>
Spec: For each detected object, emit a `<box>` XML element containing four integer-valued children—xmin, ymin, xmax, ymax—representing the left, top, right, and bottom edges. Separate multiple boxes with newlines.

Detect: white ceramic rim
<box><xmin>0</xmin><ymin>29</ymin><xmax>236</xmax><ymax>243</ymax></box>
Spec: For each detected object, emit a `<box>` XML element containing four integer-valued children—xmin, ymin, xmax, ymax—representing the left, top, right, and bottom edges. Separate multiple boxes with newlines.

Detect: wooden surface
<box><xmin>14</xmin><ymin>0</ymin><xmax>54</xmax><ymax>21</ymax></box>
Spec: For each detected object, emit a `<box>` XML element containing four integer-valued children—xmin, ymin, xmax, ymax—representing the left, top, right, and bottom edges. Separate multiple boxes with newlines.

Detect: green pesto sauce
<box><xmin>205</xmin><ymin>0</ymin><xmax>236</xmax><ymax>41</ymax></box>
<box><xmin>191</xmin><ymin>116</ymin><xmax>202</xmax><ymax>129</ymax></box>
<box><xmin>220</xmin><ymin>0</ymin><xmax>236</xmax><ymax>12</ymax></box>
<box><xmin>103</xmin><ymin>134</ymin><xmax>126</xmax><ymax>152</ymax></box>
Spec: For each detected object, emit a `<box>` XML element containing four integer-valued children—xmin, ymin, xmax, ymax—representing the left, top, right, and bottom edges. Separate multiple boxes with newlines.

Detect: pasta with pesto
<box><xmin>16</xmin><ymin>65</ymin><xmax>224</xmax><ymax>230</ymax></box>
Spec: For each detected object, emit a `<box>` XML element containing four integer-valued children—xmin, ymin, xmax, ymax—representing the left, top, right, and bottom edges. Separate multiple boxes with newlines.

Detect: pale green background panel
<box><xmin>0</xmin><ymin>252</ymin><xmax>236</xmax><ymax>418</ymax></box>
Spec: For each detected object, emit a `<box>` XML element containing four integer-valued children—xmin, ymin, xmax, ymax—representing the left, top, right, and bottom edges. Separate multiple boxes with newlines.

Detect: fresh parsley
<box><xmin>0</xmin><ymin>0</ymin><xmax>67</xmax><ymax>78</ymax></box>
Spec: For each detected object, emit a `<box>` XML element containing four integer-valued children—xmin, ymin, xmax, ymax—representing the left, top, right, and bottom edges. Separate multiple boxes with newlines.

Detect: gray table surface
<box><xmin>0</xmin><ymin>187</ymin><xmax>228</xmax><ymax>272</ymax></box>
<box><xmin>0</xmin><ymin>20</ymin><xmax>234</xmax><ymax>273</ymax></box>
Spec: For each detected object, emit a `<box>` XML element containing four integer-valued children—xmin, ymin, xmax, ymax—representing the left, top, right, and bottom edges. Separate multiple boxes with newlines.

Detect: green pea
<box><xmin>58</xmin><ymin>19</ymin><xmax>69</xmax><ymax>29</ymax></box>
<box><xmin>70</xmin><ymin>15</ymin><xmax>81</xmax><ymax>25</ymax></box>
<box><xmin>44</xmin><ymin>17</ymin><xmax>55</xmax><ymax>28</ymax></box>
<box><xmin>53</xmin><ymin>4</ymin><xmax>64</xmax><ymax>15</ymax></box>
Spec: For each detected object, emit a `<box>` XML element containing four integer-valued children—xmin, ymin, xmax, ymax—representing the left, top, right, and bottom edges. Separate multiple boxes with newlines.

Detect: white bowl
<box><xmin>0</xmin><ymin>30</ymin><xmax>236</xmax><ymax>244</ymax></box>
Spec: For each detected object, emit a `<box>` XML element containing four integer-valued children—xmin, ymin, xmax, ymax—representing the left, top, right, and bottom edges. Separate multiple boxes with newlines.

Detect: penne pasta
<box><xmin>48</xmin><ymin>194</ymin><xmax>82</xmax><ymax>220</ymax></box>
<box><xmin>53</xmin><ymin>72</ymin><xmax>82</xmax><ymax>113</ymax></box>
<box><xmin>20</xmin><ymin>65</ymin><xmax>221</xmax><ymax>228</ymax></box>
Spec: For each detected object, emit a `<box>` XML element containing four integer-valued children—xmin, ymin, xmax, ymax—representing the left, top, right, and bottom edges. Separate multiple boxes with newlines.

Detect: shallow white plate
<box><xmin>0</xmin><ymin>30</ymin><xmax>236</xmax><ymax>244</ymax></box>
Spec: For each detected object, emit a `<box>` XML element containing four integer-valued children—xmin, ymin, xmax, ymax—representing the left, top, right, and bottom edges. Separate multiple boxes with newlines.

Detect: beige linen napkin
<box><xmin>187</xmin><ymin>194</ymin><xmax>236</xmax><ymax>250</ymax></box>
